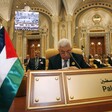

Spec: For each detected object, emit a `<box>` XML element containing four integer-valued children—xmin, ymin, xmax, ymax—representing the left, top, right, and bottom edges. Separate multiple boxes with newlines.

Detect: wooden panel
<box><xmin>26</xmin><ymin>71</ymin><xmax>65</xmax><ymax>109</ymax></box>
<box><xmin>64</xmin><ymin>72</ymin><xmax>112</xmax><ymax>104</ymax></box>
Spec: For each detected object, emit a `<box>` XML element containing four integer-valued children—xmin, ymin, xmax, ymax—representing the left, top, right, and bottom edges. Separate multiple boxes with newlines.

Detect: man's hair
<box><xmin>58</xmin><ymin>38</ymin><xmax>71</xmax><ymax>48</ymax></box>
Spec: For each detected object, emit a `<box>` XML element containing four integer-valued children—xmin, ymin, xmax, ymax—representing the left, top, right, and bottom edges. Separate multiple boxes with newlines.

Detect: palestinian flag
<box><xmin>0</xmin><ymin>27</ymin><xmax>24</xmax><ymax>112</ymax></box>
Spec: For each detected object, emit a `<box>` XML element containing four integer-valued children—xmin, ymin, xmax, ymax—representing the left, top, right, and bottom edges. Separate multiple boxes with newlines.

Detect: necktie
<box><xmin>35</xmin><ymin>58</ymin><xmax>39</xmax><ymax>69</ymax></box>
<box><xmin>63</xmin><ymin>60</ymin><xmax>68</xmax><ymax>68</ymax></box>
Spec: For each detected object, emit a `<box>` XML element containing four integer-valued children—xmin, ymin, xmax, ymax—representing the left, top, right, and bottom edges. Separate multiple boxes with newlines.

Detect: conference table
<box><xmin>9</xmin><ymin>69</ymin><xmax>112</xmax><ymax>112</ymax></box>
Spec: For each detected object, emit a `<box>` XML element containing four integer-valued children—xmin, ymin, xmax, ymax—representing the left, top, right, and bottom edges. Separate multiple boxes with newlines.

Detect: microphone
<box><xmin>69</xmin><ymin>52</ymin><xmax>81</xmax><ymax>69</ymax></box>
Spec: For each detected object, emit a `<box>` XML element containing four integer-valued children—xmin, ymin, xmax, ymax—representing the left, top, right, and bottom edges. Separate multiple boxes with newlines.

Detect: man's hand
<box><xmin>68</xmin><ymin>66</ymin><xmax>79</xmax><ymax>70</ymax></box>
<box><xmin>58</xmin><ymin>66</ymin><xmax>79</xmax><ymax>70</ymax></box>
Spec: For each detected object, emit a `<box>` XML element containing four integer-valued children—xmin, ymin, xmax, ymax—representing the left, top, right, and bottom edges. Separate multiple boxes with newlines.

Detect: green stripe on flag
<box><xmin>0</xmin><ymin>59</ymin><xmax>24</xmax><ymax>112</ymax></box>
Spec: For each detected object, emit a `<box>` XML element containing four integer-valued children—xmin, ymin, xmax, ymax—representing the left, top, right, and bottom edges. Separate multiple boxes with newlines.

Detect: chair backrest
<box><xmin>89</xmin><ymin>58</ymin><xmax>98</xmax><ymax>68</ymax></box>
<box><xmin>46</xmin><ymin>49</ymin><xmax>59</xmax><ymax>59</ymax></box>
<box><xmin>71</xmin><ymin>48</ymin><xmax>82</xmax><ymax>55</ymax></box>
<box><xmin>45</xmin><ymin>49</ymin><xmax>59</xmax><ymax>69</ymax></box>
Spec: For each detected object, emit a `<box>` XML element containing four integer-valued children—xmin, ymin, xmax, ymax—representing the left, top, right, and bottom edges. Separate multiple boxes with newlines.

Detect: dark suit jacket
<box><xmin>24</xmin><ymin>59</ymin><xmax>28</xmax><ymax>64</ymax></box>
<box><xmin>93</xmin><ymin>59</ymin><xmax>106</xmax><ymax>68</ymax></box>
<box><xmin>107</xmin><ymin>56</ymin><xmax>112</xmax><ymax>66</ymax></box>
<box><xmin>27</xmin><ymin>57</ymin><xmax>46</xmax><ymax>70</ymax></box>
<box><xmin>48</xmin><ymin>53</ymin><xmax>90</xmax><ymax>70</ymax></box>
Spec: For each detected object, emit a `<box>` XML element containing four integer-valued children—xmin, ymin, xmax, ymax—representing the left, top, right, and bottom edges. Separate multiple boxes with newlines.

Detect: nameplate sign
<box><xmin>26</xmin><ymin>68</ymin><xmax>112</xmax><ymax>110</ymax></box>
<box><xmin>64</xmin><ymin>71</ymin><xmax>112</xmax><ymax>104</ymax></box>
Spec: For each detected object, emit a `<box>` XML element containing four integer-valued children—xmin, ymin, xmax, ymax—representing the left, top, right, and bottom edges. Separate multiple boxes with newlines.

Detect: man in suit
<box><xmin>27</xmin><ymin>51</ymin><xmax>46</xmax><ymax>70</ymax></box>
<box><xmin>48</xmin><ymin>38</ymin><xmax>91</xmax><ymax>70</ymax></box>
<box><xmin>93</xmin><ymin>54</ymin><xmax>106</xmax><ymax>68</ymax></box>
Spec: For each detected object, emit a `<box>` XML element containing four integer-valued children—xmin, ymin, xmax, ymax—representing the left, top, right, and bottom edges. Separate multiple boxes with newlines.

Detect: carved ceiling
<box><xmin>0</xmin><ymin>0</ymin><xmax>111</xmax><ymax>21</ymax></box>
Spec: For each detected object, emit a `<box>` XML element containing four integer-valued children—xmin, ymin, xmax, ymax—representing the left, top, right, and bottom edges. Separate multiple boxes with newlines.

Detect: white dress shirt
<box><xmin>62</xmin><ymin>59</ymin><xmax>70</xmax><ymax>68</ymax></box>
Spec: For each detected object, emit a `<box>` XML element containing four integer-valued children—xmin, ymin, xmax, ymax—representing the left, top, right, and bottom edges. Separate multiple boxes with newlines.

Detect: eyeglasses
<box><xmin>60</xmin><ymin>50</ymin><xmax>71</xmax><ymax>55</ymax></box>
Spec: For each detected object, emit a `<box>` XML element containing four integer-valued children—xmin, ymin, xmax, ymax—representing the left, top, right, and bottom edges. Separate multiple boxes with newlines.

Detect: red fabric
<box><xmin>5</xmin><ymin>29</ymin><xmax>17</xmax><ymax>58</ymax></box>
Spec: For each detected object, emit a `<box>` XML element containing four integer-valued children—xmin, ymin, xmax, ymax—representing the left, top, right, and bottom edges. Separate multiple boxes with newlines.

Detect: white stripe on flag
<box><xmin>0</xmin><ymin>46</ymin><xmax>17</xmax><ymax>87</ymax></box>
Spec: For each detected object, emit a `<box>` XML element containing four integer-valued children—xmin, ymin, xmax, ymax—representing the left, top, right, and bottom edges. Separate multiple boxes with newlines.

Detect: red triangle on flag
<box><xmin>5</xmin><ymin>29</ymin><xmax>17</xmax><ymax>58</ymax></box>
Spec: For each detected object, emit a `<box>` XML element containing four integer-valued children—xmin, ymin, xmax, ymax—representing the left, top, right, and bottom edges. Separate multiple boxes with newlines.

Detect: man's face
<box><xmin>58</xmin><ymin>45</ymin><xmax>72</xmax><ymax>60</ymax></box>
<box><xmin>35</xmin><ymin>52</ymin><xmax>40</xmax><ymax>57</ymax></box>
<box><xmin>26</xmin><ymin>55</ymin><xmax>29</xmax><ymax>59</ymax></box>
